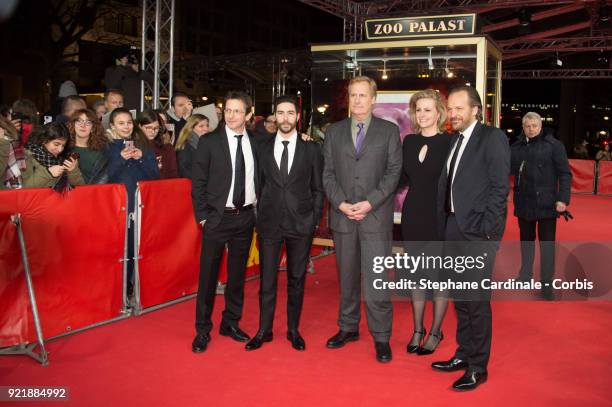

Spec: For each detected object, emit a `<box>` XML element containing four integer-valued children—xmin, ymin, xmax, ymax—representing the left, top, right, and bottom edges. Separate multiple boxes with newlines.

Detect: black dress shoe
<box><xmin>541</xmin><ymin>285</ymin><xmax>555</xmax><ymax>301</ymax></box>
<box><xmin>431</xmin><ymin>357</ymin><xmax>468</xmax><ymax>372</ymax></box>
<box><xmin>287</xmin><ymin>331</ymin><xmax>306</xmax><ymax>351</ymax></box>
<box><xmin>245</xmin><ymin>332</ymin><xmax>273</xmax><ymax>351</ymax></box>
<box><xmin>452</xmin><ymin>370</ymin><xmax>488</xmax><ymax>391</ymax></box>
<box><xmin>192</xmin><ymin>333</ymin><xmax>211</xmax><ymax>353</ymax></box>
<box><xmin>219</xmin><ymin>324</ymin><xmax>250</xmax><ymax>342</ymax></box>
<box><xmin>374</xmin><ymin>342</ymin><xmax>392</xmax><ymax>363</ymax></box>
<box><xmin>326</xmin><ymin>330</ymin><xmax>359</xmax><ymax>349</ymax></box>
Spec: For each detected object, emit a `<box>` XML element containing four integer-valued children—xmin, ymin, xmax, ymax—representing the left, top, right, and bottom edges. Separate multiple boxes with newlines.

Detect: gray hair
<box><xmin>522</xmin><ymin>111</ymin><xmax>542</xmax><ymax>124</ymax></box>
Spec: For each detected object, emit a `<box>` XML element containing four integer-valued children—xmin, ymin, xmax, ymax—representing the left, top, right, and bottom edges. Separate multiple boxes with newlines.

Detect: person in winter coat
<box><xmin>510</xmin><ymin>112</ymin><xmax>572</xmax><ymax>300</ymax></box>
<box><xmin>175</xmin><ymin>114</ymin><xmax>209</xmax><ymax>178</ymax></box>
<box><xmin>67</xmin><ymin>108</ymin><xmax>110</xmax><ymax>184</ymax></box>
<box><xmin>22</xmin><ymin>123</ymin><xmax>85</xmax><ymax>191</ymax></box>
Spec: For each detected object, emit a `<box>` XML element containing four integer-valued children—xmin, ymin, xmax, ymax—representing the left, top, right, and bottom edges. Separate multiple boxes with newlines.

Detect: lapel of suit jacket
<box><xmin>357</xmin><ymin>116</ymin><xmax>377</xmax><ymax>157</ymax></box>
<box><xmin>219</xmin><ymin>126</ymin><xmax>232</xmax><ymax>175</ymax></box>
<box><xmin>245</xmin><ymin>130</ymin><xmax>259</xmax><ymax>190</ymax></box>
<box><xmin>288</xmin><ymin>137</ymin><xmax>305</xmax><ymax>183</ymax></box>
<box><xmin>442</xmin><ymin>132</ymin><xmax>460</xmax><ymax>180</ymax></box>
<box><xmin>341</xmin><ymin>118</ymin><xmax>356</xmax><ymax>159</ymax></box>
<box><xmin>265</xmin><ymin>136</ymin><xmax>282</xmax><ymax>184</ymax></box>
<box><xmin>454</xmin><ymin>121</ymin><xmax>482</xmax><ymax>181</ymax></box>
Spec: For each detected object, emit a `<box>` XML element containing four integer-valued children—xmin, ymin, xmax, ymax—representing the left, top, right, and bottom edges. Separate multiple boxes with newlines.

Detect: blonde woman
<box><xmin>397</xmin><ymin>89</ymin><xmax>451</xmax><ymax>356</ymax></box>
<box><xmin>175</xmin><ymin>113</ymin><xmax>209</xmax><ymax>178</ymax></box>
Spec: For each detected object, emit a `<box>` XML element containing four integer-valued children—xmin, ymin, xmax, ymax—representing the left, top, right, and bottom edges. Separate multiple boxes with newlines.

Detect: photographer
<box><xmin>104</xmin><ymin>47</ymin><xmax>152</xmax><ymax>111</ymax></box>
<box><xmin>511</xmin><ymin>112</ymin><xmax>572</xmax><ymax>300</ymax></box>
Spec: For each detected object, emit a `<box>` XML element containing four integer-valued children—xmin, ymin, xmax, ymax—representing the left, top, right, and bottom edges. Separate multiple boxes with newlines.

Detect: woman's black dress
<box><xmin>399</xmin><ymin>133</ymin><xmax>451</xmax><ymax>284</ymax></box>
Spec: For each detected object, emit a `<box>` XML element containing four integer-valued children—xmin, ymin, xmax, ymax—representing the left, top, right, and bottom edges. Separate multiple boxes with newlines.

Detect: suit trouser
<box><xmin>333</xmin><ymin>228</ymin><xmax>393</xmax><ymax>342</ymax></box>
<box><xmin>257</xmin><ymin>230</ymin><xmax>313</xmax><ymax>334</ymax></box>
<box><xmin>195</xmin><ymin>210</ymin><xmax>255</xmax><ymax>335</ymax></box>
<box><xmin>445</xmin><ymin>214</ymin><xmax>494</xmax><ymax>373</ymax></box>
<box><xmin>518</xmin><ymin>217</ymin><xmax>557</xmax><ymax>283</ymax></box>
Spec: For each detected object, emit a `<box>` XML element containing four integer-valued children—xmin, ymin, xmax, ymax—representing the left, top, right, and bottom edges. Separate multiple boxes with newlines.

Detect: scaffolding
<box><xmin>140</xmin><ymin>0</ymin><xmax>174</xmax><ymax>111</ymax></box>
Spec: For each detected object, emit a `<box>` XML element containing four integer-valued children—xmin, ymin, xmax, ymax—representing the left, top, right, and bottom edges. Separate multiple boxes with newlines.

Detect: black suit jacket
<box><xmin>437</xmin><ymin>122</ymin><xmax>510</xmax><ymax>241</ymax></box>
<box><xmin>191</xmin><ymin>126</ymin><xmax>258</xmax><ymax>229</ymax></box>
<box><xmin>255</xmin><ymin>137</ymin><xmax>324</xmax><ymax>238</ymax></box>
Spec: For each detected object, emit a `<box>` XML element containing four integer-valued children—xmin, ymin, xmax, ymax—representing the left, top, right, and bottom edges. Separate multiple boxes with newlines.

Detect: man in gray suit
<box><xmin>431</xmin><ymin>86</ymin><xmax>510</xmax><ymax>391</ymax></box>
<box><xmin>322</xmin><ymin>76</ymin><xmax>402</xmax><ymax>363</ymax></box>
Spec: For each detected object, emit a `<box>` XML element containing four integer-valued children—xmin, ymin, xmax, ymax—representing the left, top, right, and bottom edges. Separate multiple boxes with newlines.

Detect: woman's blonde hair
<box><xmin>175</xmin><ymin>114</ymin><xmax>209</xmax><ymax>151</ymax></box>
<box><xmin>408</xmin><ymin>89</ymin><xmax>447</xmax><ymax>133</ymax></box>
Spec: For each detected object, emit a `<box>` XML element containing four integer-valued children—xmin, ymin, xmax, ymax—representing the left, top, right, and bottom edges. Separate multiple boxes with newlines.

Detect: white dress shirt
<box><xmin>225</xmin><ymin>125</ymin><xmax>256</xmax><ymax>207</ymax></box>
<box><xmin>274</xmin><ymin>131</ymin><xmax>298</xmax><ymax>173</ymax></box>
<box><xmin>446</xmin><ymin>119</ymin><xmax>478</xmax><ymax>212</ymax></box>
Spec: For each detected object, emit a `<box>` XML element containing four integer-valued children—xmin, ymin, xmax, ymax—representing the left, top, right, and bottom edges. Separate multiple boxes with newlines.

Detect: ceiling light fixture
<box><xmin>427</xmin><ymin>46</ymin><xmax>434</xmax><ymax>70</ymax></box>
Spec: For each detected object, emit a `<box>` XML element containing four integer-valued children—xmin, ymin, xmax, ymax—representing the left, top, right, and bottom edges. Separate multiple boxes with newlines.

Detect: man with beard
<box><xmin>245</xmin><ymin>95</ymin><xmax>324</xmax><ymax>351</ymax></box>
<box><xmin>432</xmin><ymin>86</ymin><xmax>510</xmax><ymax>391</ymax></box>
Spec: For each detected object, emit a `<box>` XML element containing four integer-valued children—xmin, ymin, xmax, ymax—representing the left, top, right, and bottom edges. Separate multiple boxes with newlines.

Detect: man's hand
<box><xmin>555</xmin><ymin>201</ymin><xmax>567</xmax><ymax>212</ymax></box>
<box><xmin>349</xmin><ymin>201</ymin><xmax>372</xmax><ymax>217</ymax></box>
<box><xmin>301</xmin><ymin>133</ymin><xmax>313</xmax><ymax>142</ymax></box>
<box><xmin>339</xmin><ymin>202</ymin><xmax>353</xmax><ymax>217</ymax></box>
<box><xmin>340</xmin><ymin>200</ymin><xmax>372</xmax><ymax>221</ymax></box>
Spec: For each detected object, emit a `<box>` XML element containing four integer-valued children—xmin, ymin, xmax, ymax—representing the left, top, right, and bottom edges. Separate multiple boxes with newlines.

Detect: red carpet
<box><xmin>1</xmin><ymin>195</ymin><xmax>611</xmax><ymax>406</ymax></box>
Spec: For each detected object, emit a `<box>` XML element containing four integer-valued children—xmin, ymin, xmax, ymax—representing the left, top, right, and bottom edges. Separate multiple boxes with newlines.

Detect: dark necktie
<box><xmin>280</xmin><ymin>140</ymin><xmax>289</xmax><ymax>184</ymax></box>
<box><xmin>233</xmin><ymin>134</ymin><xmax>245</xmax><ymax>208</ymax></box>
<box><xmin>445</xmin><ymin>133</ymin><xmax>464</xmax><ymax>214</ymax></box>
<box><xmin>355</xmin><ymin>122</ymin><xmax>365</xmax><ymax>154</ymax></box>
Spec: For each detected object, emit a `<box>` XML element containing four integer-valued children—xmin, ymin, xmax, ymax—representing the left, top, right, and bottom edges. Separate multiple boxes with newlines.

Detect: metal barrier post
<box><xmin>0</xmin><ymin>214</ymin><xmax>49</xmax><ymax>365</ymax></box>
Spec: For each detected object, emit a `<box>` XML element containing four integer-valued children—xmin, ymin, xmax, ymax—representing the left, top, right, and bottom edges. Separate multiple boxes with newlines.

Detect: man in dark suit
<box><xmin>432</xmin><ymin>86</ymin><xmax>510</xmax><ymax>391</ymax></box>
<box><xmin>245</xmin><ymin>95</ymin><xmax>324</xmax><ymax>352</ymax></box>
<box><xmin>191</xmin><ymin>91</ymin><xmax>257</xmax><ymax>353</ymax></box>
<box><xmin>322</xmin><ymin>76</ymin><xmax>402</xmax><ymax>363</ymax></box>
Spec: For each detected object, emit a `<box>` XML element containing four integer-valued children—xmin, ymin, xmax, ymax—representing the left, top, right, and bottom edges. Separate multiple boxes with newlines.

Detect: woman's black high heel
<box><xmin>416</xmin><ymin>331</ymin><xmax>444</xmax><ymax>356</ymax></box>
<box><xmin>406</xmin><ymin>329</ymin><xmax>426</xmax><ymax>353</ymax></box>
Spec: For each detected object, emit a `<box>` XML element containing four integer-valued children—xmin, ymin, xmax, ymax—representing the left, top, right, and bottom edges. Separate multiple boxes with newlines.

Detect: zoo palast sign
<box><xmin>365</xmin><ymin>14</ymin><xmax>476</xmax><ymax>40</ymax></box>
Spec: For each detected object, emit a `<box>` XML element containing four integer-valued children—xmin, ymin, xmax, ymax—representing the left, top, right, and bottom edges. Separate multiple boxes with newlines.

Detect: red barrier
<box><xmin>569</xmin><ymin>159</ymin><xmax>595</xmax><ymax>194</ymax></box>
<box><xmin>0</xmin><ymin>185</ymin><xmax>126</xmax><ymax>347</ymax></box>
<box><xmin>136</xmin><ymin>180</ymin><xmax>260</xmax><ymax>309</ymax></box>
<box><xmin>598</xmin><ymin>161</ymin><xmax>612</xmax><ymax>196</ymax></box>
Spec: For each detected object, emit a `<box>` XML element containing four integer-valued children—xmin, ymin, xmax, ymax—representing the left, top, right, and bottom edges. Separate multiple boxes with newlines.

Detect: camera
<box><xmin>70</xmin><ymin>152</ymin><xmax>80</xmax><ymax>160</ymax></box>
<box><xmin>124</xmin><ymin>140</ymin><xmax>135</xmax><ymax>151</ymax></box>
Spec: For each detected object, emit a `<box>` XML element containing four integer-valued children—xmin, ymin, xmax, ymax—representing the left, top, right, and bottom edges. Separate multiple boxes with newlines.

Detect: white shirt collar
<box><xmin>460</xmin><ymin>120</ymin><xmax>478</xmax><ymax>139</ymax></box>
<box><xmin>274</xmin><ymin>131</ymin><xmax>298</xmax><ymax>145</ymax></box>
<box><xmin>225</xmin><ymin>124</ymin><xmax>247</xmax><ymax>138</ymax></box>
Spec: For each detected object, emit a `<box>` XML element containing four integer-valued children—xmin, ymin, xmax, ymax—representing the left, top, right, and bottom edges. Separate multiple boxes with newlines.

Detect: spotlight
<box><xmin>444</xmin><ymin>58</ymin><xmax>454</xmax><ymax>78</ymax></box>
<box><xmin>599</xmin><ymin>0</ymin><xmax>610</xmax><ymax>22</ymax></box>
<box><xmin>427</xmin><ymin>47</ymin><xmax>434</xmax><ymax>70</ymax></box>
<box><xmin>382</xmin><ymin>60</ymin><xmax>388</xmax><ymax>80</ymax></box>
<box><xmin>519</xmin><ymin>8</ymin><xmax>531</xmax><ymax>26</ymax></box>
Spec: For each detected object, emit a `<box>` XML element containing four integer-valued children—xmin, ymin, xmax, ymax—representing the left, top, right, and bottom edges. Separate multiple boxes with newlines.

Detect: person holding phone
<box><xmin>106</xmin><ymin>108</ymin><xmax>159</xmax><ymax>295</ymax></box>
<box><xmin>22</xmin><ymin>122</ymin><xmax>85</xmax><ymax>191</ymax></box>
<box><xmin>106</xmin><ymin>108</ymin><xmax>159</xmax><ymax>211</ymax></box>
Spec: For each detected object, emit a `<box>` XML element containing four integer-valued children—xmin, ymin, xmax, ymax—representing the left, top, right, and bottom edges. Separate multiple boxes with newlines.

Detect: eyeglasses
<box><xmin>224</xmin><ymin>108</ymin><xmax>246</xmax><ymax>115</ymax></box>
<box><xmin>142</xmin><ymin>125</ymin><xmax>160</xmax><ymax>133</ymax></box>
<box><xmin>75</xmin><ymin>119</ymin><xmax>93</xmax><ymax>126</ymax></box>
